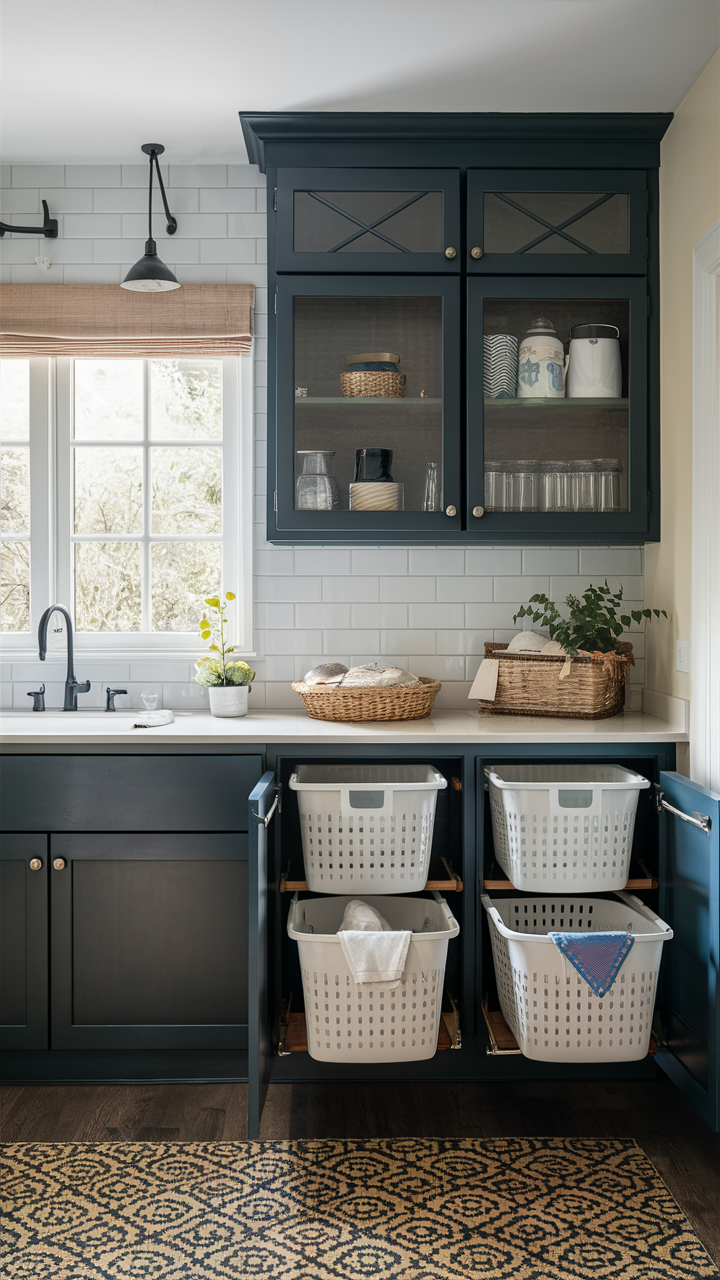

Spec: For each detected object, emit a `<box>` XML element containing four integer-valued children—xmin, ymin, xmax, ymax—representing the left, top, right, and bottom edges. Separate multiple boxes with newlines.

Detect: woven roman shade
<box><xmin>0</xmin><ymin>283</ymin><xmax>254</xmax><ymax>357</ymax></box>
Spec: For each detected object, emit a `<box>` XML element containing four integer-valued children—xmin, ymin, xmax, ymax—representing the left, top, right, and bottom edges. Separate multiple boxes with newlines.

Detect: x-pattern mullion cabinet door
<box><xmin>275</xmin><ymin>168</ymin><xmax>461</xmax><ymax>274</ymax></box>
<box><xmin>467</xmin><ymin>170</ymin><xmax>648</xmax><ymax>275</ymax></box>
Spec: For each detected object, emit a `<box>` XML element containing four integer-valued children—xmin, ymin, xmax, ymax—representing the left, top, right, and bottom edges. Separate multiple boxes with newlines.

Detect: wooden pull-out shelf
<box><xmin>482</xmin><ymin>859</ymin><xmax>658</xmax><ymax>892</ymax></box>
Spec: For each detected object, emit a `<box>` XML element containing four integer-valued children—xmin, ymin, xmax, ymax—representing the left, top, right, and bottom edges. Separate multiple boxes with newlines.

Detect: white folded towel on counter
<box><xmin>337</xmin><ymin>899</ymin><xmax>411</xmax><ymax>990</ymax></box>
<box><xmin>132</xmin><ymin>710</ymin><xmax>175</xmax><ymax>729</ymax></box>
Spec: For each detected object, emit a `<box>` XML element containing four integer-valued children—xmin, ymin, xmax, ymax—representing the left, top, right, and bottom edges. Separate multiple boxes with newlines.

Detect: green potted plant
<box><xmin>514</xmin><ymin>581</ymin><xmax>667</xmax><ymax>656</ymax></box>
<box><xmin>194</xmin><ymin>592</ymin><xmax>255</xmax><ymax>718</ymax></box>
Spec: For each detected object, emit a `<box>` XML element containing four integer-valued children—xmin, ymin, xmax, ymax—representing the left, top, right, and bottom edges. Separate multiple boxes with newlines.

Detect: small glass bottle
<box><xmin>422</xmin><ymin>462</ymin><xmax>440</xmax><ymax>512</ymax></box>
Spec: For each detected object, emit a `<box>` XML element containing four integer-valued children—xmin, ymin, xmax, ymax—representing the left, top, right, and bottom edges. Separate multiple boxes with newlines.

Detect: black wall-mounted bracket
<box><xmin>0</xmin><ymin>198</ymin><xmax>58</xmax><ymax>238</ymax></box>
<box><xmin>141</xmin><ymin>143</ymin><xmax>177</xmax><ymax>236</ymax></box>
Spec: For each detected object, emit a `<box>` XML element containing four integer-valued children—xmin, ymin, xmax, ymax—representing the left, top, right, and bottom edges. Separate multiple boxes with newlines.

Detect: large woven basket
<box><xmin>340</xmin><ymin>370</ymin><xmax>406</xmax><ymax>398</ymax></box>
<box><xmin>292</xmin><ymin>676</ymin><xmax>441</xmax><ymax>723</ymax></box>
<box><xmin>477</xmin><ymin>641</ymin><xmax>634</xmax><ymax>720</ymax></box>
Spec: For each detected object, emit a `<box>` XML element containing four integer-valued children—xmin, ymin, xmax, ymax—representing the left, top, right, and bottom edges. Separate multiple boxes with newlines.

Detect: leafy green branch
<box><xmin>513</xmin><ymin>581</ymin><xmax>667</xmax><ymax>656</ymax></box>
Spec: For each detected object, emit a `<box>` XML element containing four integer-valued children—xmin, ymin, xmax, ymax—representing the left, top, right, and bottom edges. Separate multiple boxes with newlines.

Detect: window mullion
<box><xmin>54</xmin><ymin>358</ymin><xmax>73</xmax><ymax>616</ymax></box>
<box><xmin>142</xmin><ymin>360</ymin><xmax>151</xmax><ymax>633</ymax></box>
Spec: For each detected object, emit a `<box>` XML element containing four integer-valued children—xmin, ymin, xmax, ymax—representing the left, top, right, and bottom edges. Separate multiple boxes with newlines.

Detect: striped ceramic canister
<box><xmin>484</xmin><ymin>334</ymin><xmax>519</xmax><ymax>398</ymax></box>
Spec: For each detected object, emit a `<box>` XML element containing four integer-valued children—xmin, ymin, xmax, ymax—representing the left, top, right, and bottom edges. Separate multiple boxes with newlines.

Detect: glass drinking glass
<box><xmin>508</xmin><ymin>460</ymin><xmax>540</xmax><ymax>511</ymax></box>
<box><xmin>571</xmin><ymin>461</ymin><xmax>598</xmax><ymax>512</ymax></box>
<box><xmin>141</xmin><ymin>690</ymin><xmax>159</xmax><ymax>711</ymax></box>
<box><xmin>295</xmin><ymin>451</ymin><xmax>340</xmax><ymax>511</ymax></box>
<box><xmin>595</xmin><ymin>458</ymin><xmax>622</xmax><ymax>511</ymax></box>
<box><xmin>484</xmin><ymin>461</ymin><xmax>510</xmax><ymax>511</ymax></box>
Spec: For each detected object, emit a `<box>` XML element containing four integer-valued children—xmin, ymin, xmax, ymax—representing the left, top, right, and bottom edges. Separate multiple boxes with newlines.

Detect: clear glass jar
<box><xmin>484</xmin><ymin>460</ymin><xmax>511</xmax><ymax>511</ymax></box>
<box><xmin>539</xmin><ymin>461</ymin><xmax>573</xmax><ymax>512</ymax></box>
<box><xmin>571</xmin><ymin>460</ymin><xmax>598</xmax><ymax>512</ymax></box>
<box><xmin>295</xmin><ymin>450</ymin><xmax>340</xmax><ymax>510</ymax></box>
<box><xmin>422</xmin><ymin>461</ymin><xmax>441</xmax><ymax>512</ymax></box>
<box><xmin>595</xmin><ymin>458</ymin><xmax>622</xmax><ymax>512</ymax></box>
<box><xmin>507</xmin><ymin>460</ymin><xmax>540</xmax><ymax>512</ymax></box>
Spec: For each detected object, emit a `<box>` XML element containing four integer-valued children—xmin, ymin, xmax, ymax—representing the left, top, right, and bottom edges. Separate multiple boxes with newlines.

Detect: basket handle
<box><xmin>548</xmin><ymin>785</ymin><xmax>603</xmax><ymax>820</ymax></box>
<box><xmin>339</xmin><ymin>787</ymin><xmax>395</xmax><ymax>817</ymax></box>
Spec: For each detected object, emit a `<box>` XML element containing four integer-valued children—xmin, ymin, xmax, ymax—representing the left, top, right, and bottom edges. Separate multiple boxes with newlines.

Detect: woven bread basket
<box><xmin>477</xmin><ymin>641</ymin><xmax>634</xmax><ymax>720</ymax></box>
<box><xmin>292</xmin><ymin>675</ymin><xmax>441</xmax><ymax>723</ymax></box>
<box><xmin>340</xmin><ymin>370</ymin><xmax>406</xmax><ymax>398</ymax></box>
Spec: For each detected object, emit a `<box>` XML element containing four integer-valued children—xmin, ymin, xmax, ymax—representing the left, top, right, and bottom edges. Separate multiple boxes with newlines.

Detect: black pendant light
<box><xmin>121</xmin><ymin>144</ymin><xmax>180</xmax><ymax>291</ymax></box>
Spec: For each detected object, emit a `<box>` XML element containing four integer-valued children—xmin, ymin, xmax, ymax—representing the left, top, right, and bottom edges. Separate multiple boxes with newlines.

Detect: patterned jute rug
<box><xmin>1</xmin><ymin>1137</ymin><xmax>717</xmax><ymax>1280</ymax></box>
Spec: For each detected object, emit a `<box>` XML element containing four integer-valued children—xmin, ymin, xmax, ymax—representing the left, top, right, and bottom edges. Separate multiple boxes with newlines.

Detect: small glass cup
<box><xmin>571</xmin><ymin>461</ymin><xmax>598</xmax><ymax>512</ymax></box>
<box><xmin>141</xmin><ymin>690</ymin><xmax>159</xmax><ymax>712</ymax></box>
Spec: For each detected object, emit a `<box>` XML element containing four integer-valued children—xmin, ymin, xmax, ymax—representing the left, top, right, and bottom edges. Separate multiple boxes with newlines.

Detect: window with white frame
<box><xmin>0</xmin><ymin>355</ymin><xmax>253</xmax><ymax>655</ymax></box>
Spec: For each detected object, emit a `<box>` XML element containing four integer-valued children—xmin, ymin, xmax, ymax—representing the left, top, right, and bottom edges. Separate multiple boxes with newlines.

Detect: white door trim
<box><xmin>691</xmin><ymin>218</ymin><xmax>720</xmax><ymax>790</ymax></box>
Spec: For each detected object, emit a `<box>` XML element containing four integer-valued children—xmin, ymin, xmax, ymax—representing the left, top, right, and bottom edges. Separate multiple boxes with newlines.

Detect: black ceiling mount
<box><xmin>0</xmin><ymin>198</ymin><xmax>58</xmax><ymax>239</ymax></box>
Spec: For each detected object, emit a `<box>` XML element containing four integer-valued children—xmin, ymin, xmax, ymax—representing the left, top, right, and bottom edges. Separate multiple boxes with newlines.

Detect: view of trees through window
<box><xmin>0</xmin><ymin>360</ymin><xmax>31</xmax><ymax>631</ymax></box>
<box><xmin>0</xmin><ymin>356</ymin><xmax>226</xmax><ymax>634</ymax></box>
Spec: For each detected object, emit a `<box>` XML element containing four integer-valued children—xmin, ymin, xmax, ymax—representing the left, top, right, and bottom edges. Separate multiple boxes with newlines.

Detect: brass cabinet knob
<box><xmin>473</xmin><ymin>505</ymin><xmax>485</xmax><ymax>517</ymax></box>
<box><xmin>444</xmin><ymin>247</ymin><xmax>456</xmax><ymax>259</ymax></box>
<box><xmin>29</xmin><ymin>858</ymin><xmax>42</xmax><ymax>871</ymax></box>
<box><xmin>471</xmin><ymin>246</ymin><xmax>483</xmax><ymax>259</ymax></box>
<box><xmin>53</xmin><ymin>858</ymin><xmax>66</xmax><ymax>871</ymax></box>
<box><xmin>445</xmin><ymin>504</ymin><xmax>457</xmax><ymax>517</ymax></box>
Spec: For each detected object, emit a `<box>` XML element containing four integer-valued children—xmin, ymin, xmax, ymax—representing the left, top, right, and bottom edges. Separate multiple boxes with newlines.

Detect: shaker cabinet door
<box><xmin>50</xmin><ymin>833</ymin><xmax>249</xmax><ymax>1052</ymax></box>
<box><xmin>273</xmin><ymin>275</ymin><xmax>462</xmax><ymax>539</ymax></box>
<box><xmin>0</xmin><ymin>835</ymin><xmax>48</xmax><ymax>1050</ymax></box>
<box><xmin>276</xmin><ymin>168</ymin><xmax>461</xmax><ymax>274</ymax></box>
<box><xmin>467</xmin><ymin>170</ymin><xmax>648</xmax><ymax>275</ymax></box>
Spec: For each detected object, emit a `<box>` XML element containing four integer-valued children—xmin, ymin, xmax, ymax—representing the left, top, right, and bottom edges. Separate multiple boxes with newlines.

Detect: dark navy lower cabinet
<box><xmin>49</xmin><ymin>833</ymin><xmax>249</xmax><ymax>1053</ymax></box>
<box><xmin>0</xmin><ymin>835</ymin><xmax>48</xmax><ymax>1051</ymax></box>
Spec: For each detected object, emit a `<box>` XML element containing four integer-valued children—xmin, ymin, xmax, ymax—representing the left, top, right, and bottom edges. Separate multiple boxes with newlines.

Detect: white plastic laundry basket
<box><xmin>289</xmin><ymin>765</ymin><xmax>447</xmax><ymax>893</ymax></box>
<box><xmin>482</xmin><ymin>891</ymin><xmax>672</xmax><ymax>1063</ymax></box>
<box><xmin>287</xmin><ymin>893</ymin><xmax>459</xmax><ymax>1063</ymax></box>
<box><xmin>486</xmin><ymin>764</ymin><xmax>651</xmax><ymax>892</ymax></box>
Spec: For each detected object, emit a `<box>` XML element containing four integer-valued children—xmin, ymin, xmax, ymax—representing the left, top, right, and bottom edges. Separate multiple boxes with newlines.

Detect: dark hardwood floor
<box><xmin>2</xmin><ymin>1077</ymin><xmax>718</xmax><ymax>1263</ymax></box>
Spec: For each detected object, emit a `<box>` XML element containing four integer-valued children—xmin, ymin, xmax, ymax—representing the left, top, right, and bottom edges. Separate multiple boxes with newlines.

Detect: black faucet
<box><xmin>105</xmin><ymin>687</ymin><xmax>128</xmax><ymax>712</ymax></box>
<box><xmin>38</xmin><ymin>604</ymin><xmax>91</xmax><ymax>711</ymax></box>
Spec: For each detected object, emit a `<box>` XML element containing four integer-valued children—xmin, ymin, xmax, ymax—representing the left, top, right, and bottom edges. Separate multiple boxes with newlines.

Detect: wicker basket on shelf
<box><xmin>476</xmin><ymin>641</ymin><xmax>634</xmax><ymax>720</ymax></box>
<box><xmin>340</xmin><ymin>351</ymin><xmax>406</xmax><ymax>398</ymax></box>
<box><xmin>291</xmin><ymin>676</ymin><xmax>442</xmax><ymax>723</ymax></box>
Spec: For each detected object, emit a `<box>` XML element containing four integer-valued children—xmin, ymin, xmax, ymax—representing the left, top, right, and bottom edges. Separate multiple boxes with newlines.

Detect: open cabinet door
<box><xmin>248</xmin><ymin>771</ymin><xmax>278</xmax><ymax>1139</ymax></box>
<box><xmin>657</xmin><ymin>771</ymin><xmax>720</xmax><ymax>1130</ymax></box>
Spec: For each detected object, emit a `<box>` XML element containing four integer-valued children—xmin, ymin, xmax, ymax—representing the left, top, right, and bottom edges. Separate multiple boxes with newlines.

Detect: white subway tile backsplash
<box><xmin>522</xmin><ymin>548</ymin><xmax>579</xmax><ymax>576</ymax></box>
<box><xmin>323</xmin><ymin>630</ymin><xmax>380</xmax><ymax>654</ymax></box>
<box><xmin>381</xmin><ymin>630</ymin><xmax>435</xmax><ymax>655</ymax></box>
<box><xmin>351</xmin><ymin>603</ymin><xmax>407</xmax><ymax>629</ymax></box>
<box><xmin>295</xmin><ymin>548</ymin><xmax>351</xmax><ymax>576</ymax></box>
<box><xmin>380</xmin><ymin>576</ymin><xmax>435</xmax><ymax>602</ymax></box>
<box><xmin>579</xmin><ymin>548</ymin><xmax>643</xmax><ymax>576</ymax></box>
<box><xmin>435</xmin><ymin>681</ymin><xmax>474</xmax><ymax>709</ymax></box>
<box><xmin>409</xmin><ymin>602</ymin><xmax>464</xmax><ymax>629</ymax></box>
<box><xmin>1</xmin><ymin>682</ymin><xmax>12</xmax><ymax>709</ymax></box>
<box><xmin>549</xmin><ymin>575</ymin><xmax>644</xmax><ymax>600</ymax></box>
<box><xmin>408</xmin><ymin>548</ymin><xmax>465</xmax><ymax>576</ymax></box>
<box><xmin>322</xmin><ymin>577</ymin><xmax>379</xmax><ymax>603</ymax></box>
<box><xmin>351</xmin><ymin>548</ymin><xmax>407</xmax><ymax>575</ymax></box>
<box><xmin>437</xmin><ymin>576</ymin><xmax>493</xmax><ymax>603</ymax></box>
<box><xmin>2</xmin><ymin>164</ymin><xmax>644</xmax><ymax>712</ymax></box>
<box><xmin>296</xmin><ymin>603</ymin><xmax>351</xmax><ymax>629</ymax></box>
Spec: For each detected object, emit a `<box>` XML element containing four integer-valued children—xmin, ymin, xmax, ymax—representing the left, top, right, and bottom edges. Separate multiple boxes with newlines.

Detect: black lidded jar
<box><xmin>353</xmin><ymin>448</ymin><xmax>394</xmax><ymax>483</ymax></box>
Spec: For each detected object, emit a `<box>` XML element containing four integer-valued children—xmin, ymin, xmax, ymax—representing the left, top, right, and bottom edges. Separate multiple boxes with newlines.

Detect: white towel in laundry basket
<box><xmin>337</xmin><ymin>900</ymin><xmax>411</xmax><ymax>989</ymax></box>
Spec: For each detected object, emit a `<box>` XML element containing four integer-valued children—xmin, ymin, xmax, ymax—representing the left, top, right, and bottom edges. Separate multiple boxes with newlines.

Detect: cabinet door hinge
<box><xmin>274</xmin><ymin>490</ymin><xmax>278</xmax><ymax>512</ymax></box>
<box><xmin>273</xmin><ymin>187</ymin><xmax>277</xmax><ymax>212</ymax></box>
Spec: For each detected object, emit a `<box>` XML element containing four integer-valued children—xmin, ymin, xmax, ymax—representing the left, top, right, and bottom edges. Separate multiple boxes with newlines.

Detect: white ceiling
<box><xmin>1</xmin><ymin>0</ymin><xmax>718</xmax><ymax>164</ymax></box>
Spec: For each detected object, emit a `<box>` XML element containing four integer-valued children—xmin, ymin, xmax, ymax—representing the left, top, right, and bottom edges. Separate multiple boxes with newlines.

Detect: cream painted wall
<box><xmin>645</xmin><ymin>51</ymin><xmax>720</xmax><ymax>698</ymax></box>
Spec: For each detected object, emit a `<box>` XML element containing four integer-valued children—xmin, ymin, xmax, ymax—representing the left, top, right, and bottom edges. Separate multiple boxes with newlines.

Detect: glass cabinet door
<box><xmin>274</xmin><ymin>276</ymin><xmax>461</xmax><ymax>537</ymax></box>
<box><xmin>467</xmin><ymin>277</ymin><xmax>648</xmax><ymax>538</ymax></box>
<box><xmin>467</xmin><ymin>171</ymin><xmax>647</xmax><ymax>274</ymax></box>
<box><xmin>275</xmin><ymin>169</ymin><xmax>461</xmax><ymax>273</ymax></box>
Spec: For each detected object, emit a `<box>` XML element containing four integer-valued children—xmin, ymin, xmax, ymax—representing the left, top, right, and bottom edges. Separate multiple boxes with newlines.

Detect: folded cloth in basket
<box><xmin>549</xmin><ymin>931</ymin><xmax>634</xmax><ymax>997</ymax></box>
<box><xmin>337</xmin><ymin>900</ymin><xmax>411</xmax><ymax>990</ymax></box>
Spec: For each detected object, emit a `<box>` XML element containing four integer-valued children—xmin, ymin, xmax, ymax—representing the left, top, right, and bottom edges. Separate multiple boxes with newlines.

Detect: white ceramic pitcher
<box><xmin>565</xmin><ymin>323</ymin><xmax>622</xmax><ymax>398</ymax></box>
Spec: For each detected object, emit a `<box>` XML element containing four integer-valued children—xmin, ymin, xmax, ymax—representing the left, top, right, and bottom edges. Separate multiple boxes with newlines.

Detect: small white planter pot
<box><xmin>208</xmin><ymin>685</ymin><xmax>249</xmax><ymax>718</ymax></box>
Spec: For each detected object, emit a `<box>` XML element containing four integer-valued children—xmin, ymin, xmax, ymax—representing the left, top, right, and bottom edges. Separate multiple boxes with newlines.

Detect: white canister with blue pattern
<box><xmin>517</xmin><ymin>317</ymin><xmax>565</xmax><ymax>399</ymax></box>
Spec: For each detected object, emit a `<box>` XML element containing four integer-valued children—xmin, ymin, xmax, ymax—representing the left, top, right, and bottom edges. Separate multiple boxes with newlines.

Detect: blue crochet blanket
<box><xmin>549</xmin><ymin>931</ymin><xmax>634</xmax><ymax>997</ymax></box>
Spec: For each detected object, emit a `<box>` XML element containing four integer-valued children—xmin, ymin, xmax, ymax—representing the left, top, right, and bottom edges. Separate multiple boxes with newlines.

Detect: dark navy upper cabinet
<box><xmin>239</xmin><ymin>112</ymin><xmax>670</xmax><ymax>545</ymax></box>
<box><xmin>275</xmin><ymin>168</ymin><xmax>461</xmax><ymax>274</ymax></box>
<box><xmin>467</xmin><ymin>170</ymin><xmax>648</xmax><ymax>275</ymax></box>
<box><xmin>274</xmin><ymin>274</ymin><xmax>462</xmax><ymax>537</ymax></box>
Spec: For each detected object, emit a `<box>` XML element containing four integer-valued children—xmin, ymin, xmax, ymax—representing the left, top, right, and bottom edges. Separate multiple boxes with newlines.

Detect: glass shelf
<box><xmin>296</xmin><ymin>396</ymin><xmax>442</xmax><ymax>405</ymax></box>
<box><xmin>484</xmin><ymin>397</ymin><xmax>628</xmax><ymax>410</ymax></box>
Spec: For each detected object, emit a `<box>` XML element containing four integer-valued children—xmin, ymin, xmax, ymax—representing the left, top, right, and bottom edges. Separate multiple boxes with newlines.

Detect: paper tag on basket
<box><xmin>468</xmin><ymin>658</ymin><xmax>499</xmax><ymax>701</ymax></box>
<box><xmin>558</xmin><ymin>658</ymin><xmax>573</xmax><ymax>681</ymax></box>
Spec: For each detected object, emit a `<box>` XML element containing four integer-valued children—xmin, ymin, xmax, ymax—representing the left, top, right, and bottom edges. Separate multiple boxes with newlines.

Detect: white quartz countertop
<box><xmin>0</xmin><ymin>707</ymin><xmax>688</xmax><ymax>745</ymax></box>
